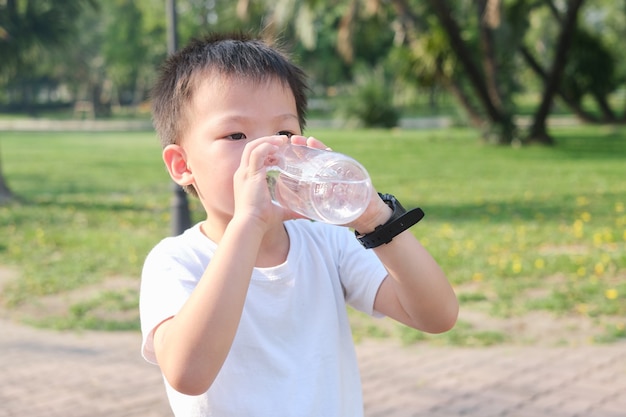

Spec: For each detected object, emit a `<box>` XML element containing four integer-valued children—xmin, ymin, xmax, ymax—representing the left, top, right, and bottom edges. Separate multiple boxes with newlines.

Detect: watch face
<box><xmin>381</xmin><ymin>194</ymin><xmax>406</xmax><ymax>218</ymax></box>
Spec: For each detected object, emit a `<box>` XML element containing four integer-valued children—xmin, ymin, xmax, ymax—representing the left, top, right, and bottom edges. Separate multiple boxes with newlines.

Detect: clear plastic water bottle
<box><xmin>266</xmin><ymin>143</ymin><xmax>372</xmax><ymax>224</ymax></box>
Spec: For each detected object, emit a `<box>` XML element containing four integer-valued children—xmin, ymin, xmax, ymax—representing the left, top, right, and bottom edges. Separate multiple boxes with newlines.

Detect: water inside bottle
<box><xmin>267</xmin><ymin>158</ymin><xmax>371</xmax><ymax>224</ymax></box>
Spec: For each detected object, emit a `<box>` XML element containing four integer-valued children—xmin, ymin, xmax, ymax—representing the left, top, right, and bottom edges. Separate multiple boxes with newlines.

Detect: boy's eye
<box><xmin>226</xmin><ymin>133</ymin><xmax>246</xmax><ymax>140</ymax></box>
<box><xmin>278</xmin><ymin>131</ymin><xmax>294</xmax><ymax>138</ymax></box>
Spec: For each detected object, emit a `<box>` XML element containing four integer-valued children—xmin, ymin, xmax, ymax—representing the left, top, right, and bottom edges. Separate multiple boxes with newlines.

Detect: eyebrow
<box><xmin>212</xmin><ymin>113</ymin><xmax>299</xmax><ymax>124</ymax></box>
<box><xmin>274</xmin><ymin>113</ymin><xmax>300</xmax><ymax>122</ymax></box>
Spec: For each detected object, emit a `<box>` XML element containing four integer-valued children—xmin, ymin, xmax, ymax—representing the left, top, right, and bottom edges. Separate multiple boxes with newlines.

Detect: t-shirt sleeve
<box><xmin>334</xmin><ymin>227</ymin><xmax>388</xmax><ymax>316</ymax></box>
<box><xmin>139</xmin><ymin>239</ymin><xmax>200</xmax><ymax>365</ymax></box>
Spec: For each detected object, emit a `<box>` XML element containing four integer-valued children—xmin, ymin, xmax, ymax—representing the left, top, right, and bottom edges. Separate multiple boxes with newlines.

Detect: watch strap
<box><xmin>356</xmin><ymin>194</ymin><xmax>425</xmax><ymax>249</ymax></box>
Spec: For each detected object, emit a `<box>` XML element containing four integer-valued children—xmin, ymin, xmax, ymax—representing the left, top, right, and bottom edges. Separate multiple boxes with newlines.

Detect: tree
<box><xmin>243</xmin><ymin>0</ymin><xmax>616</xmax><ymax>145</ymax></box>
<box><xmin>0</xmin><ymin>0</ymin><xmax>98</xmax><ymax>109</ymax></box>
<box><xmin>522</xmin><ymin>2</ymin><xmax>623</xmax><ymax>125</ymax></box>
<box><xmin>527</xmin><ymin>0</ymin><xmax>586</xmax><ymax>145</ymax></box>
<box><xmin>0</xmin><ymin>0</ymin><xmax>97</xmax><ymax>203</ymax></box>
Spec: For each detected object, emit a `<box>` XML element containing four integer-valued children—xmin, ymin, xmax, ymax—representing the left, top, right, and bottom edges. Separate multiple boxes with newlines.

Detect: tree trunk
<box><xmin>442</xmin><ymin>76</ymin><xmax>485</xmax><ymax>128</ymax></box>
<box><xmin>545</xmin><ymin>0</ymin><xmax>563</xmax><ymax>22</ymax></box>
<box><xmin>0</xmin><ymin>144</ymin><xmax>14</xmax><ymax>204</ymax></box>
<box><xmin>478</xmin><ymin>0</ymin><xmax>503</xmax><ymax>110</ymax></box>
<box><xmin>7</xmin><ymin>0</ymin><xmax>16</xmax><ymax>17</ymax></box>
<box><xmin>592</xmin><ymin>93</ymin><xmax>617</xmax><ymax>122</ymax></box>
<box><xmin>425</xmin><ymin>0</ymin><xmax>515</xmax><ymax>143</ymax></box>
<box><xmin>527</xmin><ymin>0</ymin><xmax>586</xmax><ymax>144</ymax></box>
<box><xmin>388</xmin><ymin>0</ymin><xmax>487</xmax><ymax>130</ymax></box>
<box><xmin>519</xmin><ymin>45</ymin><xmax>599</xmax><ymax>123</ymax></box>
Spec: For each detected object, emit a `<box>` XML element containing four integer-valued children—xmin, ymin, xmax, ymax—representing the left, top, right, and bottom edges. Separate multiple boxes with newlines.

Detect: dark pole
<box><xmin>166</xmin><ymin>0</ymin><xmax>192</xmax><ymax>235</ymax></box>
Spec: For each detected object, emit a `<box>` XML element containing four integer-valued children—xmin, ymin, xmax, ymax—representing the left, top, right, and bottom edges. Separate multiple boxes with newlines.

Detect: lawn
<box><xmin>0</xmin><ymin>126</ymin><xmax>624</xmax><ymax>345</ymax></box>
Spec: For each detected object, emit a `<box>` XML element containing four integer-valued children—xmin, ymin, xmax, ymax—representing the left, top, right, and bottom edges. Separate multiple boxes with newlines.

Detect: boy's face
<box><xmin>170</xmin><ymin>74</ymin><xmax>301</xmax><ymax>223</ymax></box>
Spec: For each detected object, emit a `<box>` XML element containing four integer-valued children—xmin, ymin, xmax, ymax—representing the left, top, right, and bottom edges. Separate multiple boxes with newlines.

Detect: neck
<box><xmin>255</xmin><ymin>223</ymin><xmax>290</xmax><ymax>268</ymax></box>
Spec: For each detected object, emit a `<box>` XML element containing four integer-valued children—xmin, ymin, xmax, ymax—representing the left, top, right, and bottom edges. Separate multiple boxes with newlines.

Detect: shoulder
<box><xmin>144</xmin><ymin>223</ymin><xmax>214</xmax><ymax>268</ymax></box>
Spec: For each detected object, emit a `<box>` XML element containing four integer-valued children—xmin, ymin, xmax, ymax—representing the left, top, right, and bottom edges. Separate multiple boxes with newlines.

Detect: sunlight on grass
<box><xmin>0</xmin><ymin>126</ymin><xmax>624</xmax><ymax>343</ymax></box>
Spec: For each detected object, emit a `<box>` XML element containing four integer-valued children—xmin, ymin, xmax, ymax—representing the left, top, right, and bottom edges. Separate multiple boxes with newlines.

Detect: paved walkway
<box><xmin>1</xmin><ymin>318</ymin><xmax>624</xmax><ymax>417</ymax></box>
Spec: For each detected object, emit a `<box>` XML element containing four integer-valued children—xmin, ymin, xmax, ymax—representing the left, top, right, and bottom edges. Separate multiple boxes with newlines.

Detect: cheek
<box><xmin>192</xmin><ymin>149</ymin><xmax>241</xmax><ymax>197</ymax></box>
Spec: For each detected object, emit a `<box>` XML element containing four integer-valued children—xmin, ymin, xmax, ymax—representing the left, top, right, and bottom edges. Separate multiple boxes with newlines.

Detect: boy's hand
<box><xmin>232</xmin><ymin>136</ymin><xmax>289</xmax><ymax>230</ymax></box>
<box><xmin>232</xmin><ymin>135</ymin><xmax>328</xmax><ymax>228</ymax></box>
<box><xmin>289</xmin><ymin>135</ymin><xmax>392</xmax><ymax>231</ymax></box>
<box><xmin>289</xmin><ymin>135</ymin><xmax>330</xmax><ymax>150</ymax></box>
<box><xmin>346</xmin><ymin>189</ymin><xmax>393</xmax><ymax>233</ymax></box>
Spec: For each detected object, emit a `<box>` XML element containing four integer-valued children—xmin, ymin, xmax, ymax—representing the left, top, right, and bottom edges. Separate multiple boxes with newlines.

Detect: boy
<box><xmin>140</xmin><ymin>32</ymin><xmax>458</xmax><ymax>416</ymax></box>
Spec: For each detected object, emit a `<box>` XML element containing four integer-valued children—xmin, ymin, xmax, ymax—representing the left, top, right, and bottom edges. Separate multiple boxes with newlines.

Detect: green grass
<box><xmin>0</xmin><ymin>126</ymin><xmax>625</xmax><ymax>344</ymax></box>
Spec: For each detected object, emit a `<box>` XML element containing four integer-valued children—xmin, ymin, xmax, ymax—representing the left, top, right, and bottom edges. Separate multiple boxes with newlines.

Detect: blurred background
<box><xmin>0</xmin><ymin>0</ymin><xmax>624</xmax><ymax>346</ymax></box>
<box><xmin>1</xmin><ymin>0</ymin><xmax>624</xmax><ymax>143</ymax></box>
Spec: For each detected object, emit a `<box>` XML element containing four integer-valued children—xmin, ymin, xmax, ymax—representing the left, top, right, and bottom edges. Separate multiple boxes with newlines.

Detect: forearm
<box><xmin>374</xmin><ymin>230</ymin><xmax>458</xmax><ymax>333</ymax></box>
<box><xmin>354</xmin><ymin>195</ymin><xmax>458</xmax><ymax>333</ymax></box>
<box><xmin>154</xmin><ymin>217</ymin><xmax>264</xmax><ymax>395</ymax></box>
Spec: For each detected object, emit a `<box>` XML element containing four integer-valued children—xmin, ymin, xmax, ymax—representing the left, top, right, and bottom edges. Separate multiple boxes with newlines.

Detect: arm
<box><xmin>350</xmin><ymin>195</ymin><xmax>458</xmax><ymax>333</ymax></box>
<box><xmin>152</xmin><ymin>218</ymin><xmax>263</xmax><ymax>395</ymax></box>
<box><xmin>153</xmin><ymin>137</ymin><xmax>288</xmax><ymax>395</ymax></box>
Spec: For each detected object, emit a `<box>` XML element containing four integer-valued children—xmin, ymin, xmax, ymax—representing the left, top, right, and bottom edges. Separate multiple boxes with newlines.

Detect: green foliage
<box><xmin>0</xmin><ymin>0</ymin><xmax>98</xmax><ymax>107</ymax></box>
<box><xmin>29</xmin><ymin>289</ymin><xmax>140</xmax><ymax>331</ymax></box>
<box><xmin>334</xmin><ymin>66</ymin><xmax>400</xmax><ymax>128</ymax></box>
<box><xmin>562</xmin><ymin>28</ymin><xmax>618</xmax><ymax>101</ymax></box>
<box><xmin>595</xmin><ymin>323</ymin><xmax>626</xmax><ymax>344</ymax></box>
<box><xmin>102</xmin><ymin>1</ymin><xmax>147</xmax><ymax>99</ymax></box>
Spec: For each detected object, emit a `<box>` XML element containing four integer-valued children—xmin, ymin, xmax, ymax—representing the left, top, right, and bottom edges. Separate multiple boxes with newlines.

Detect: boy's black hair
<box><xmin>151</xmin><ymin>32</ymin><xmax>309</xmax><ymax>149</ymax></box>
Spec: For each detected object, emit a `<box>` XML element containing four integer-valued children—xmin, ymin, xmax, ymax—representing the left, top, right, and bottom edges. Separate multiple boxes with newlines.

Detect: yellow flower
<box><xmin>580</xmin><ymin>212</ymin><xmax>591</xmax><ymax>222</ymax></box>
<box><xmin>472</xmin><ymin>272</ymin><xmax>484</xmax><ymax>282</ymax></box>
<box><xmin>577</xmin><ymin>267</ymin><xmax>586</xmax><ymax>277</ymax></box>
<box><xmin>576</xmin><ymin>196</ymin><xmax>589</xmax><ymax>206</ymax></box>
<box><xmin>573</xmin><ymin>219</ymin><xmax>584</xmax><ymax>238</ymax></box>
<box><xmin>593</xmin><ymin>233</ymin><xmax>603</xmax><ymax>246</ymax></box>
<box><xmin>605</xmin><ymin>289</ymin><xmax>619</xmax><ymax>300</ymax></box>
<box><xmin>512</xmin><ymin>261</ymin><xmax>522</xmax><ymax>274</ymax></box>
<box><xmin>439</xmin><ymin>223</ymin><xmax>454</xmax><ymax>238</ymax></box>
<box><xmin>534</xmin><ymin>258</ymin><xmax>545</xmax><ymax>269</ymax></box>
<box><xmin>35</xmin><ymin>228</ymin><xmax>46</xmax><ymax>245</ymax></box>
<box><xmin>594</xmin><ymin>263</ymin><xmax>605</xmax><ymax>275</ymax></box>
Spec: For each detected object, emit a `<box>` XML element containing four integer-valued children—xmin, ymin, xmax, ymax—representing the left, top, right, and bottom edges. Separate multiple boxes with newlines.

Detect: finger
<box><xmin>305</xmin><ymin>136</ymin><xmax>331</xmax><ymax>150</ymax></box>
<box><xmin>241</xmin><ymin>136</ymin><xmax>287</xmax><ymax>171</ymax></box>
<box><xmin>247</xmin><ymin>142</ymin><xmax>281</xmax><ymax>174</ymax></box>
<box><xmin>288</xmin><ymin>135</ymin><xmax>307</xmax><ymax>146</ymax></box>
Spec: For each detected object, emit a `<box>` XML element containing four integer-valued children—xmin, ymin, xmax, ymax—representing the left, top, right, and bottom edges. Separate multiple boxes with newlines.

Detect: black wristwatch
<box><xmin>355</xmin><ymin>193</ymin><xmax>425</xmax><ymax>249</ymax></box>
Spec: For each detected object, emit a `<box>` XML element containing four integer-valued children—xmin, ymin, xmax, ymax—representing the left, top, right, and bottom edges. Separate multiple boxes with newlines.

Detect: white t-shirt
<box><xmin>140</xmin><ymin>220</ymin><xmax>388</xmax><ymax>417</ymax></box>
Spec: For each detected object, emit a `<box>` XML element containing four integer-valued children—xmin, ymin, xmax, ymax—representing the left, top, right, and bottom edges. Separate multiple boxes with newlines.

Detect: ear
<box><xmin>163</xmin><ymin>144</ymin><xmax>193</xmax><ymax>186</ymax></box>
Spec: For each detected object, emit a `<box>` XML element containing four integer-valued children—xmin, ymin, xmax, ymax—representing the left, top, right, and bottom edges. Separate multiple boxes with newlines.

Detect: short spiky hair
<box><xmin>151</xmin><ymin>32</ymin><xmax>309</xmax><ymax>149</ymax></box>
